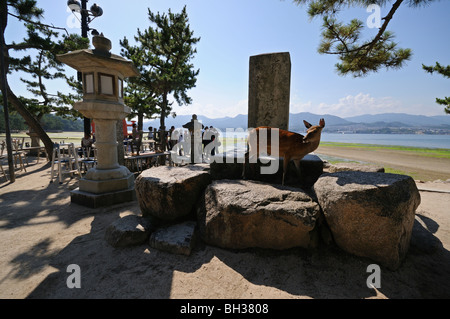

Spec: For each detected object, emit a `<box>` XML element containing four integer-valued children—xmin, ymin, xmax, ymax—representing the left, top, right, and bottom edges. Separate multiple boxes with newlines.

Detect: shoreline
<box><xmin>315</xmin><ymin>144</ymin><xmax>450</xmax><ymax>182</ymax></box>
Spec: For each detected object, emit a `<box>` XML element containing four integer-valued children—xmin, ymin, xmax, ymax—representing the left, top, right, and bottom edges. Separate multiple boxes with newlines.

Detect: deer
<box><xmin>243</xmin><ymin>118</ymin><xmax>325</xmax><ymax>186</ymax></box>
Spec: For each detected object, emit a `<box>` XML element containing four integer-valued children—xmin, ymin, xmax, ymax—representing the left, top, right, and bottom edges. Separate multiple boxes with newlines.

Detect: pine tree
<box><xmin>120</xmin><ymin>6</ymin><xmax>200</xmax><ymax>151</ymax></box>
<box><xmin>292</xmin><ymin>0</ymin><xmax>439</xmax><ymax>77</ymax></box>
<box><xmin>120</xmin><ymin>37</ymin><xmax>160</xmax><ymax>132</ymax></box>
<box><xmin>1</xmin><ymin>0</ymin><xmax>88</xmax><ymax>159</ymax></box>
<box><xmin>423</xmin><ymin>62</ymin><xmax>450</xmax><ymax>114</ymax></box>
<box><xmin>10</xmin><ymin>23</ymin><xmax>88</xmax><ymax>123</ymax></box>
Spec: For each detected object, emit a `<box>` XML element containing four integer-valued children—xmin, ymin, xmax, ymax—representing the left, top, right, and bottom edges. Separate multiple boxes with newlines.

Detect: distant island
<box><xmin>143</xmin><ymin>112</ymin><xmax>450</xmax><ymax>135</ymax></box>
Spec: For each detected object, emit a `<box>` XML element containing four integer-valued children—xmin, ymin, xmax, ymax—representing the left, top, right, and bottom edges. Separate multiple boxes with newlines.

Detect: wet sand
<box><xmin>315</xmin><ymin>144</ymin><xmax>450</xmax><ymax>182</ymax></box>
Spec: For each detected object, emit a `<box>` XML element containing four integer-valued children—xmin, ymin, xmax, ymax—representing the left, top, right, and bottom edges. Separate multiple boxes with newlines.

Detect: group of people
<box><xmin>86</xmin><ymin>122</ymin><xmax>220</xmax><ymax>159</ymax></box>
<box><xmin>145</xmin><ymin>124</ymin><xmax>220</xmax><ymax>158</ymax></box>
<box><xmin>201</xmin><ymin>125</ymin><xmax>219</xmax><ymax>157</ymax></box>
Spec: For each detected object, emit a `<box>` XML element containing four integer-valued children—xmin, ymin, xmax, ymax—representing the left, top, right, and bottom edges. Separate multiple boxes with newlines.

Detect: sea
<box><xmin>219</xmin><ymin>131</ymin><xmax>450</xmax><ymax>150</ymax></box>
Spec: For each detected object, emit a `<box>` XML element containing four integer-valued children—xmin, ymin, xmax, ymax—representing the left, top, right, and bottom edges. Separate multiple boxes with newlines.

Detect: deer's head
<box><xmin>303</xmin><ymin>118</ymin><xmax>325</xmax><ymax>144</ymax></box>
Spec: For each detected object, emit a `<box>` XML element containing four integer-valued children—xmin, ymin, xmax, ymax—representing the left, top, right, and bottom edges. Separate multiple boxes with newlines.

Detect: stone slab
<box><xmin>105</xmin><ymin>215</ymin><xmax>156</xmax><ymax>248</ymax></box>
<box><xmin>149</xmin><ymin>221</ymin><xmax>197</xmax><ymax>256</ymax></box>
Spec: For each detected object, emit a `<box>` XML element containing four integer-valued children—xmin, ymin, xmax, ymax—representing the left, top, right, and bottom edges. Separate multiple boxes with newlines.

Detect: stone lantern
<box><xmin>57</xmin><ymin>35</ymin><xmax>139</xmax><ymax>208</ymax></box>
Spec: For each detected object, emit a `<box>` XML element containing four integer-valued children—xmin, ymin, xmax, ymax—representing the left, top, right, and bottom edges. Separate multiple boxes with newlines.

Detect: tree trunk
<box><xmin>158</xmin><ymin>93</ymin><xmax>168</xmax><ymax>165</ymax></box>
<box><xmin>159</xmin><ymin>93</ymin><xmax>168</xmax><ymax>152</ymax></box>
<box><xmin>6</xmin><ymin>84</ymin><xmax>53</xmax><ymax>160</ymax></box>
<box><xmin>1</xmin><ymin>5</ymin><xmax>53</xmax><ymax>162</ymax></box>
<box><xmin>137</xmin><ymin>111</ymin><xmax>144</xmax><ymax>131</ymax></box>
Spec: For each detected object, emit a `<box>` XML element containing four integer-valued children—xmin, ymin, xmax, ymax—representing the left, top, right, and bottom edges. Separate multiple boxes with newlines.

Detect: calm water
<box><xmin>220</xmin><ymin>131</ymin><xmax>450</xmax><ymax>149</ymax></box>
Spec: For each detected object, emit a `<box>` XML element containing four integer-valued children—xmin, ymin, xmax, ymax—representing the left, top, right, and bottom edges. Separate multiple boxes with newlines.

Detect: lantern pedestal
<box><xmin>71</xmin><ymin>102</ymin><xmax>135</xmax><ymax>208</ymax></box>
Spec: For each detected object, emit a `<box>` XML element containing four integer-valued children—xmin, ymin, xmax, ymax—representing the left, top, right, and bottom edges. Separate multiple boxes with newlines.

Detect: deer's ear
<box><xmin>319</xmin><ymin>118</ymin><xmax>325</xmax><ymax>128</ymax></box>
<box><xmin>303</xmin><ymin>120</ymin><xmax>312</xmax><ymax>128</ymax></box>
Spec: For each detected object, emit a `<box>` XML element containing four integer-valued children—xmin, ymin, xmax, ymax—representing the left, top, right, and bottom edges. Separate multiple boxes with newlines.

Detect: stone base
<box><xmin>70</xmin><ymin>186</ymin><xmax>136</xmax><ymax>208</ymax></box>
<box><xmin>79</xmin><ymin>172</ymin><xmax>134</xmax><ymax>194</ymax></box>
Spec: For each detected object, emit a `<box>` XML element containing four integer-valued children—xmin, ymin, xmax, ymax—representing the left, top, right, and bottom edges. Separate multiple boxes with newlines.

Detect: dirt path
<box><xmin>0</xmin><ymin>158</ymin><xmax>449</xmax><ymax>299</ymax></box>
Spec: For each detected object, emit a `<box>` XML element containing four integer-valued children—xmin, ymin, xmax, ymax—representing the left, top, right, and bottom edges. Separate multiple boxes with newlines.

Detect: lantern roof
<box><xmin>57</xmin><ymin>35</ymin><xmax>139</xmax><ymax>78</ymax></box>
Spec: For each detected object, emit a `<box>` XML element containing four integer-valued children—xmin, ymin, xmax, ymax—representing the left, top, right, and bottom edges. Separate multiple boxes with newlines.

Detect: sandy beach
<box><xmin>316</xmin><ymin>144</ymin><xmax>450</xmax><ymax>182</ymax></box>
<box><xmin>0</xmin><ymin>149</ymin><xmax>449</xmax><ymax>299</ymax></box>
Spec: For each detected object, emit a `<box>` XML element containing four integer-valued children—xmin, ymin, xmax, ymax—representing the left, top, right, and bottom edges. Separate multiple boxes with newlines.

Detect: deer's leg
<box><xmin>242</xmin><ymin>151</ymin><xmax>249</xmax><ymax>179</ymax></box>
<box><xmin>293</xmin><ymin>159</ymin><xmax>301</xmax><ymax>178</ymax></box>
<box><xmin>282</xmin><ymin>155</ymin><xmax>290</xmax><ymax>186</ymax></box>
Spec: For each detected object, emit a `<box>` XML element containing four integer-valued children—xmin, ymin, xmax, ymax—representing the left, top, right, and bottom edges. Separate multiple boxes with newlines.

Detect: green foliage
<box><xmin>422</xmin><ymin>62</ymin><xmax>450</xmax><ymax>114</ymax></box>
<box><xmin>7</xmin><ymin>18</ymin><xmax>89</xmax><ymax>120</ymax></box>
<box><xmin>120</xmin><ymin>37</ymin><xmax>160</xmax><ymax>130</ymax></box>
<box><xmin>292</xmin><ymin>0</ymin><xmax>441</xmax><ymax>77</ymax></box>
<box><xmin>120</xmin><ymin>6</ymin><xmax>200</xmax><ymax>130</ymax></box>
<box><xmin>0</xmin><ymin>104</ymin><xmax>83</xmax><ymax>132</ymax></box>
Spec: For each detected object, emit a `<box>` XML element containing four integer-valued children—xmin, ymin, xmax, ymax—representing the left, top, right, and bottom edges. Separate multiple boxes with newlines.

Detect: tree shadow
<box><xmin>0</xmin><ymin>238</ymin><xmax>58</xmax><ymax>287</ymax></box>
<box><xmin>0</xmin><ymin>180</ymin><xmax>92</xmax><ymax>231</ymax></box>
<box><xmin>26</xmin><ymin>207</ymin><xmax>211</xmax><ymax>298</ymax></box>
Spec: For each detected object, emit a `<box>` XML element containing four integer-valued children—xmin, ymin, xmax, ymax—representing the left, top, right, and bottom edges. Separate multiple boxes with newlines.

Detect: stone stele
<box><xmin>248</xmin><ymin>52</ymin><xmax>291</xmax><ymax>131</ymax></box>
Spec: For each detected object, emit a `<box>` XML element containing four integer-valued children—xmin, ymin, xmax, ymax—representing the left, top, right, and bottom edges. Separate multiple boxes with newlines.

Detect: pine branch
<box><xmin>366</xmin><ymin>0</ymin><xmax>403</xmax><ymax>54</ymax></box>
<box><xmin>8</xmin><ymin>11</ymin><xmax>69</xmax><ymax>35</ymax></box>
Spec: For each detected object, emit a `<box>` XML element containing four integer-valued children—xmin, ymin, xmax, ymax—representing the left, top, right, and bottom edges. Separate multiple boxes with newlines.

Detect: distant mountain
<box><xmin>289</xmin><ymin>112</ymin><xmax>353</xmax><ymax>131</ymax></box>
<box><xmin>141</xmin><ymin>112</ymin><xmax>450</xmax><ymax>134</ymax></box>
<box><xmin>143</xmin><ymin>112</ymin><xmax>353</xmax><ymax>132</ymax></box>
<box><xmin>345</xmin><ymin>113</ymin><xmax>450</xmax><ymax>127</ymax></box>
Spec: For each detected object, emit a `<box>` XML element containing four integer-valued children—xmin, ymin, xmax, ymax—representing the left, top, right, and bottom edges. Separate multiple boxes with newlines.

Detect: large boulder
<box><xmin>313</xmin><ymin>172</ymin><xmax>421</xmax><ymax>270</ymax></box>
<box><xmin>135</xmin><ymin>165</ymin><xmax>211</xmax><ymax>221</ymax></box>
<box><xmin>197</xmin><ymin>179</ymin><xmax>321</xmax><ymax>250</ymax></box>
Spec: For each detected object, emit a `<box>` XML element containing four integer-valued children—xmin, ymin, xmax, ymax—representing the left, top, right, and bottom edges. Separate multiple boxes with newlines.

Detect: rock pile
<box><xmin>105</xmin><ymin>161</ymin><xmax>421</xmax><ymax>270</ymax></box>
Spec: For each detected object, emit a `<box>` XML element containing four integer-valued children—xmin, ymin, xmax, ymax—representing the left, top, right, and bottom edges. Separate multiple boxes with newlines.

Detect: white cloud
<box><xmin>290</xmin><ymin>93</ymin><xmax>439</xmax><ymax>117</ymax></box>
<box><xmin>318</xmin><ymin>93</ymin><xmax>403</xmax><ymax>117</ymax></box>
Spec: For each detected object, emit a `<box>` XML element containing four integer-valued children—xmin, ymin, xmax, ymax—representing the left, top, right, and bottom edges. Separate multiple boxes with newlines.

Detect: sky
<box><xmin>5</xmin><ymin>0</ymin><xmax>450</xmax><ymax>119</ymax></box>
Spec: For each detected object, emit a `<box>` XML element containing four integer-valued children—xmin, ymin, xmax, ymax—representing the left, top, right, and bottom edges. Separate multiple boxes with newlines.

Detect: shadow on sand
<box><xmin>24</xmin><ymin>211</ymin><xmax>450</xmax><ymax>299</ymax></box>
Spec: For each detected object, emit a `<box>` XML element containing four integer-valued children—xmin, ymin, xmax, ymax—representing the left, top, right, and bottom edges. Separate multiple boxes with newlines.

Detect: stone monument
<box><xmin>248</xmin><ymin>52</ymin><xmax>291</xmax><ymax>130</ymax></box>
<box><xmin>57</xmin><ymin>35</ymin><xmax>139</xmax><ymax>208</ymax></box>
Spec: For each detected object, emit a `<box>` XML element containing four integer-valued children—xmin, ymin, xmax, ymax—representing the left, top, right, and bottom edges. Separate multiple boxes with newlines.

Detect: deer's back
<box><xmin>249</xmin><ymin>127</ymin><xmax>305</xmax><ymax>155</ymax></box>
